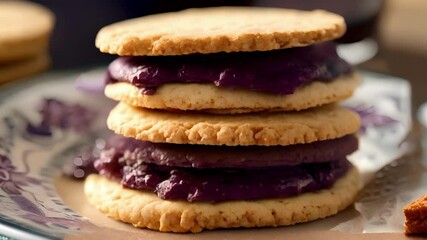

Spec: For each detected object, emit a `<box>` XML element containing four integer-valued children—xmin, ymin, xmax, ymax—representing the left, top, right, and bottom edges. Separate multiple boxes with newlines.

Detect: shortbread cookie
<box><xmin>107</xmin><ymin>102</ymin><xmax>360</xmax><ymax>146</ymax></box>
<box><xmin>96</xmin><ymin>7</ymin><xmax>345</xmax><ymax>56</ymax></box>
<box><xmin>0</xmin><ymin>1</ymin><xmax>54</xmax><ymax>63</ymax></box>
<box><xmin>84</xmin><ymin>166</ymin><xmax>360</xmax><ymax>233</ymax></box>
<box><xmin>404</xmin><ymin>194</ymin><xmax>427</xmax><ymax>234</ymax></box>
<box><xmin>0</xmin><ymin>54</ymin><xmax>50</xmax><ymax>84</ymax></box>
<box><xmin>105</xmin><ymin>73</ymin><xmax>360</xmax><ymax>113</ymax></box>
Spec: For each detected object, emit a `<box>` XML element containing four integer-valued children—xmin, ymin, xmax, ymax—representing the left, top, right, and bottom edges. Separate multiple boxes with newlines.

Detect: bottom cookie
<box><xmin>84</xmin><ymin>166</ymin><xmax>360</xmax><ymax>233</ymax></box>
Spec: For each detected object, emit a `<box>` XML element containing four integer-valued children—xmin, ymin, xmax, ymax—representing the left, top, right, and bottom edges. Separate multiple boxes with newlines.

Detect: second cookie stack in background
<box><xmin>85</xmin><ymin>7</ymin><xmax>362</xmax><ymax>233</ymax></box>
<box><xmin>0</xmin><ymin>1</ymin><xmax>54</xmax><ymax>84</ymax></box>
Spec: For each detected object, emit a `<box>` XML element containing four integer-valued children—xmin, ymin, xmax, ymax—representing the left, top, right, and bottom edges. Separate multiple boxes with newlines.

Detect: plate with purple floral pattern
<box><xmin>0</xmin><ymin>70</ymin><xmax>413</xmax><ymax>239</ymax></box>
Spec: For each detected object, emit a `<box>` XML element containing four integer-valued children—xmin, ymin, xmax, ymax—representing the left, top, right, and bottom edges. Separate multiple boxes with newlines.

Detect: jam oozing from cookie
<box><xmin>93</xmin><ymin>135</ymin><xmax>355</xmax><ymax>202</ymax></box>
<box><xmin>106</xmin><ymin>42</ymin><xmax>353</xmax><ymax>95</ymax></box>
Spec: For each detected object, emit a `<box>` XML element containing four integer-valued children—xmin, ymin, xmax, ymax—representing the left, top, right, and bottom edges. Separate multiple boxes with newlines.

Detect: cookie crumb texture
<box><xmin>84</xmin><ymin>167</ymin><xmax>359</xmax><ymax>233</ymax></box>
<box><xmin>96</xmin><ymin>7</ymin><xmax>345</xmax><ymax>56</ymax></box>
<box><xmin>404</xmin><ymin>194</ymin><xmax>427</xmax><ymax>235</ymax></box>
<box><xmin>107</xmin><ymin>102</ymin><xmax>361</xmax><ymax>146</ymax></box>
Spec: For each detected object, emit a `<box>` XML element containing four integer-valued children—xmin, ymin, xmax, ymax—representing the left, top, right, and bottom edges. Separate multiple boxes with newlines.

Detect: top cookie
<box><xmin>0</xmin><ymin>1</ymin><xmax>54</xmax><ymax>63</ymax></box>
<box><xmin>96</xmin><ymin>7</ymin><xmax>346</xmax><ymax>56</ymax></box>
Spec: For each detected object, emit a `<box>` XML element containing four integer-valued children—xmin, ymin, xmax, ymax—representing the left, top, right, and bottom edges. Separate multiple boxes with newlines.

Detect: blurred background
<box><xmin>25</xmin><ymin>0</ymin><xmax>427</xmax><ymax>108</ymax></box>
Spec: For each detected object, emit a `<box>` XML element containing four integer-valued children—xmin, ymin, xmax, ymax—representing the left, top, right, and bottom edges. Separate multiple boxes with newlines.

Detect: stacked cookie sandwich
<box><xmin>84</xmin><ymin>7</ymin><xmax>362</xmax><ymax>233</ymax></box>
<box><xmin>0</xmin><ymin>1</ymin><xmax>54</xmax><ymax>84</ymax></box>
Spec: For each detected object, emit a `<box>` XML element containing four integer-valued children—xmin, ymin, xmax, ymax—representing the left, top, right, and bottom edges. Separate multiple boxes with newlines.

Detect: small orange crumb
<box><xmin>404</xmin><ymin>194</ymin><xmax>427</xmax><ymax>235</ymax></box>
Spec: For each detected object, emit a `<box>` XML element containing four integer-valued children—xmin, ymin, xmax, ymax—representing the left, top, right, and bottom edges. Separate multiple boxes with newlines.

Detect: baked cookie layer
<box><xmin>105</xmin><ymin>73</ymin><xmax>360</xmax><ymax>113</ymax></box>
<box><xmin>0</xmin><ymin>1</ymin><xmax>54</xmax><ymax>63</ymax></box>
<box><xmin>404</xmin><ymin>194</ymin><xmax>427</xmax><ymax>234</ymax></box>
<box><xmin>96</xmin><ymin>7</ymin><xmax>345</xmax><ymax>56</ymax></box>
<box><xmin>107</xmin><ymin>102</ymin><xmax>360</xmax><ymax>146</ymax></box>
<box><xmin>0</xmin><ymin>54</ymin><xmax>50</xmax><ymax>84</ymax></box>
<box><xmin>84</xmin><ymin>166</ymin><xmax>360</xmax><ymax>233</ymax></box>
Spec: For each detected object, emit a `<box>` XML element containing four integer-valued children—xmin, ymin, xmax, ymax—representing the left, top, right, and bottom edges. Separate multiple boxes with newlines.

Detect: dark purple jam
<box><xmin>101</xmin><ymin>157</ymin><xmax>350</xmax><ymax>202</ymax></box>
<box><xmin>93</xmin><ymin>135</ymin><xmax>355</xmax><ymax>202</ymax></box>
<box><xmin>106</xmin><ymin>42</ymin><xmax>353</xmax><ymax>95</ymax></box>
<box><xmin>98</xmin><ymin>134</ymin><xmax>358</xmax><ymax>169</ymax></box>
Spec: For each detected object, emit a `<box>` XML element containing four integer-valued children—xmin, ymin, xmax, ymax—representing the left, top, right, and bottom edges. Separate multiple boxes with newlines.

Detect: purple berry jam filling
<box><xmin>97</xmin><ymin>134</ymin><xmax>358</xmax><ymax>169</ymax></box>
<box><xmin>106</xmin><ymin>42</ymin><xmax>353</xmax><ymax>95</ymax></box>
<box><xmin>96</xmin><ymin>155</ymin><xmax>350</xmax><ymax>202</ymax></box>
<box><xmin>93</xmin><ymin>135</ymin><xmax>355</xmax><ymax>202</ymax></box>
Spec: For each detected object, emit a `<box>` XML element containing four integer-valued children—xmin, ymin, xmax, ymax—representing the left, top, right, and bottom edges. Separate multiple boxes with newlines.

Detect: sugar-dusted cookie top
<box><xmin>107</xmin><ymin>102</ymin><xmax>360</xmax><ymax>146</ymax></box>
<box><xmin>0</xmin><ymin>1</ymin><xmax>54</xmax><ymax>63</ymax></box>
<box><xmin>96</xmin><ymin>7</ymin><xmax>346</xmax><ymax>56</ymax></box>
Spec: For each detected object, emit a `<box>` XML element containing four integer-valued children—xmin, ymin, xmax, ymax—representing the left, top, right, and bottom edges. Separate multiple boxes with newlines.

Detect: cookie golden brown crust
<box><xmin>96</xmin><ymin>7</ymin><xmax>345</xmax><ymax>56</ymax></box>
<box><xmin>0</xmin><ymin>54</ymin><xmax>50</xmax><ymax>84</ymax></box>
<box><xmin>404</xmin><ymin>194</ymin><xmax>427</xmax><ymax>235</ymax></box>
<box><xmin>0</xmin><ymin>1</ymin><xmax>54</xmax><ymax>63</ymax></box>
<box><xmin>84</xmin><ymin>166</ymin><xmax>360</xmax><ymax>233</ymax></box>
<box><xmin>105</xmin><ymin>73</ymin><xmax>360</xmax><ymax>113</ymax></box>
<box><xmin>107</xmin><ymin>102</ymin><xmax>361</xmax><ymax>146</ymax></box>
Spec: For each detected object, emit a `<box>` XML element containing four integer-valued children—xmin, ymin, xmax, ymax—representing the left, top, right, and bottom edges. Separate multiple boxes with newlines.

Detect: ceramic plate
<box><xmin>0</xmin><ymin>70</ymin><xmax>414</xmax><ymax>239</ymax></box>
